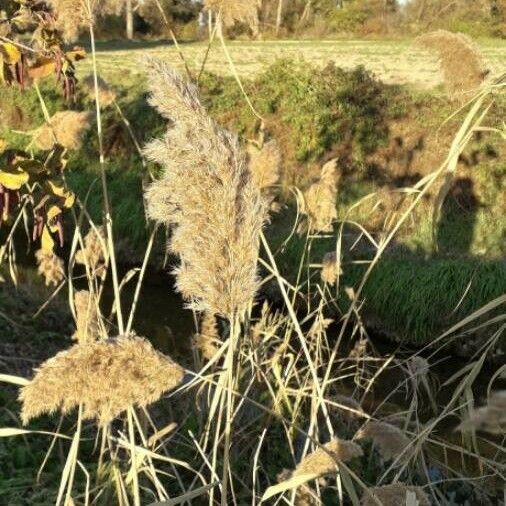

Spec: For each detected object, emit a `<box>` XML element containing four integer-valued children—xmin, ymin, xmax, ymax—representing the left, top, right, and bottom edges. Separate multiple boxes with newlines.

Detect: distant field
<box><xmin>80</xmin><ymin>38</ymin><xmax>506</xmax><ymax>88</ymax></box>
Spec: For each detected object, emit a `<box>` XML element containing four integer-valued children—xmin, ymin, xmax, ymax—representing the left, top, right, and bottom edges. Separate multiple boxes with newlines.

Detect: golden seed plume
<box><xmin>34</xmin><ymin>111</ymin><xmax>92</xmax><ymax>151</ymax></box>
<box><xmin>72</xmin><ymin>290</ymin><xmax>100</xmax><ymax>344</ymax></box>
<box><xmin>320</xmin><ymin>251</ymin><xmax>342</xmax><ymax>286</ymax></box>
<box><xmin>81</xmin><ymin>74</ymin><xmax>116</xmax><ymax>107</ymax></box>
<box><xmin>361</xmin><ymin>484</ymin><xmax>430</xmax><ymax>506</ymax></box>
<box><xmin>356</xmin><ymin>421</ymin><xmax>411</xmax><ymax>462</ymax></box>
<box><xmin>35</xmin><ymin>249</ymin><xmax>65</xmax><ymax>286</ymax></box>
<box><xmin>416</xmin><ymin>30</ymin><xmax>489</xmax><ymax>96</ymax></box>
<box><xmin>75</xmin><ymin>226</ymin><xmax>106</xmax><ymax>277</ymax></box>
<box><xmin>19</xmin><ymin>334</ymin><xmax>185</xmax><ymax>425</ymax></box>
<box><xmin>293</xmin><ymin>438</ymin><xmax>363</xmax><ymax>478</ymax></box>
<box><xmin>300</xmin><ymin>159</ymin><xmax>338</xmax><ymax>233</ymax></box>
<box><xmin>193</xmin><ymin>311</ymin><xmax>221</xmax><ymax>360</ymax></box>
<box><xmin>204</xmin><ymin>0</ymin><xmax>261</xmax><ymax>29</ymax></box>
<box><xmin>143</xmin><ymin>58</ymin><xmax>266</xmax><ymax>318</ymax></box>
<box><xmin>246</xmin><ymin>140</ymin><xmax>281</xmax><ymax>190</ymax></box>
<box><xmin>458</xmin><ymin>391</ymin><xmax>506</xmax><ymax>434</ymax></box>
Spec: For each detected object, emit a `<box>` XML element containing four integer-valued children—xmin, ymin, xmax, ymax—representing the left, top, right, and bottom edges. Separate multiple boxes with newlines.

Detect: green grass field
<box><xmin>81</xmin><ymin>38</ymin><xmax>506</xmax><ymax>88</ymax></box>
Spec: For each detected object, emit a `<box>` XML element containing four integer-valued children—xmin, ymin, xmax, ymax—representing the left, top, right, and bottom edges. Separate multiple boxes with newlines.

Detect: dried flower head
<box><xmin>330</xmin><ymin>394</ymin><xmax>366</xmax><ymax>421</ymax></box>
<box><xmin>35</xmin><ymin>249</ymin><xmax>64</xmax><ymax>286</ymax></box>
<box><xmin>300</xmin><ymin>159</ymin><xmax>338</xmax><ymax>233</ymax></box>
<box><xmin>20</xmin><ymin>334</ymin><xmax>185</xmax><ymax>425</ymax></box>
<box><xmin>458</xmin><ymin>391</ymin><xmax>506</xmax><ymax>434</ymax></box>
<box><xmin>361</xmin><ymin>484</ymin><xmax>430</xmax><ymax>506</ymax></box>
<box><xmin>416</xmin><ymin>30</ymin><xmax>489</xmax><ymax>96</ymax></box>
<box><xmin>143</xmin><ymin>58</ymin><xmax>266</xmax><ymax>317</ymax></box>
<box><xmin>34</xmin><ymin>111</ymin><xmax>92</xmax><ymax>151</ymax></box>
<box><xmin>75</xmin><ymin>226</ymin><xmax>106</xmax><ymax>277</ymax></box>
<box><xmin>72</xmin><ymin>290</ymin><xmax>100</xmax><ymax>344</ymax></box>
<box><xmin>293</xmin><ymin>438</ymin><xmax>363</xmax><ymax>478</ymax></box>
<box><xmin>247</xmin><ymin>140</ymin><xmax>281</xmax><ymax>190</ymax></box>
<box><xmin>320</xmin><ymin>251</ymin><xmax>342</xmax><ymax>286</ymax></box>
<box><xmin>204</xmin><ymin>0</ymin><xmax>260</xmax><ymax>29</ymax></box>
<box><xmin>356</xmin><ymin>421</ymin><xmax>411</xmax><ymax>462</ymax></box>
<box><xmin>81</xmin><ymin>74</ymin><xmax>116</xmax><ymax>107</ymax></box>
<box><xmin>193</xmin><ymin>311</ymin><xmax>221</xmax><ymax>360</ymax></box>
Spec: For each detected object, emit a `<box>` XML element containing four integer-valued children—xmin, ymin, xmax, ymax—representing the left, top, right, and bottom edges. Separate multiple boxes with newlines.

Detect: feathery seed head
<box><xmin>81</xmin><ymin>74</ymin><xmax>116</xmax><ymax>107</ymax></box>
<box><xmin>204</xmin><ymin>0</ymin><xmax>261</xmax><ymax>28</ymax></box>
<box><xmin>361</xmin><ymin>484</ymin><xmax>430</xmax><ymax>506</ymax></box>
<box><xmin>35</xmin><ymin>249</ymin><xmax>64</xmax><ymax>286</ymax></box>
<box><xmin>458</xmin><ymin>391</ymin><xmax>506</xmax><ymax>434</ymax></box>
<box><xmin>34</xmin><ymin>111</ymin><xmax>92</xmax><ymax>151</ymax></box>
<box><xmin>143</xmin><ymin>58</ymin><xmax>266</xmax><ymax>318</ymax></box>
<box><xmin>320</xmin><ymin>251</ymin><xmax>342</xmax><ymax>286</ymax></box>
<box><xmin>72</xmin><ymin>290</ymin><xmax>100</xmax><ymax>344</ymax></box>
<box><xmin>356</xmin><ymin>421</ymin><xmax>410</xmax><ymax>462</ymax></box>
<box><xmin>193</xmin><ymin>311</ymin><xmax>221</xmax><ymax>360</ymax></box>
<box><xmin>247</xmin><ymin>140</ymin><xmax>281</xmax><ymax>190</ymax></box>
<box><xmin>20</xmin><ymin>334</ymin><xmax>185</xmax><ymax>425</ymax></box>
<box><xmin>75</xmin><ymin>226</ymin><xmax>106</xmax><ymax>277</ymax></box>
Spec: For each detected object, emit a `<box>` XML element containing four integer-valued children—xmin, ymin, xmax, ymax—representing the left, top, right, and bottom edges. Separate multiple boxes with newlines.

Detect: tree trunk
<box><xmin>126</xmin><ymin>0</ymin><xmax>134</xmax><ymax>40</ymax></box>
<box><xmin>275</xmin><ymin>0</ymin><xmax>284</xmax><ymax>35</ymax></box>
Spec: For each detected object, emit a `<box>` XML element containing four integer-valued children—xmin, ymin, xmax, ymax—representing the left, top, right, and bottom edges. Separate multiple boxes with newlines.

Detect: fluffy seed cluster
<box><xmin>356</xmin><ymin>421</ymin><xmax>411</xmax><ymax>462</ymax></box>
<box><xmin>75</xmin><ymin>226</ymin><xmax>106</xmax><ymax>277</ymax></box>
<box><xmin>361</xmin><ymin>484</ymin><xmax>430</xmax><ymax>506</ymax></box>
<box><xmin>35</xmin><ymin>249</ymin><xmax>65</xmax><ymax>286</ymax></box>
<box><xmin>246</xmin><ymin>140</ymin><xmax>281</xmax><ymax>190</ymax></box>
<box><xmin>416</xmin><ymin>30</ymin><xmax>489</xmax><ymax>96</ymax></box>
<box><xmin>143</xmin><ymin>58</ymin><xmax>266</xmax><ymax>317</ymax></box>
<box><xmin>20</xmin><ymin>334</ymin><xmax>185</xmax><ymax>425</ymax></box>
<box><xmin>204</xmin><ymin>0</ymin><xmax>261</xmax><ymax>29</ymax></box>
<box><xmin>34</xmin><ymin>111</ymin><xmax>92</xmax><ymax>151</ymax></box>
<box><xmin>72</xmin><ymin>290</ymin><xmax>100</xmax><ymax>344</ymax></box>
<box><xmin>330</xmin><ymin>394</ymin><xmax>365</xmax><ymax>422</ymax></box>
<box><xmin>300</xmin><ymin>159</ymin><xmax>338</xmax><ymax>233</ymax></box>
<box><xmin>293</xmin><ymin>438</ymin><xmax>363</xmax><ymax>478</ymax></box>
<box><xmin>458</xmin><ymin>391</ymin><xmax>506</xmax><ymax>434</ymax></box>
<box><xmin>81</xmin><ymin>74</ymin><xmax>116</xmax><ymax>107</ymax></box>
<box><xmin>320</xmin><ymin>251</ymin><xmax>342</xmax><ymax>286</ymax></box>
<box><xmin>193</xmin><ymin>311</ymin><xmax>221</xmax><ymax>360</ymax></box>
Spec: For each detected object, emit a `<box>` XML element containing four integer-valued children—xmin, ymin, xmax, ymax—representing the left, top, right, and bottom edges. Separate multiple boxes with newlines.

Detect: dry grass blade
<box><xmin>20</xmin><ymin>334</ymin><xmax>184</xmax><ymax>425</ymax></box>
<box><xmin>143</xmin><ymin>57</ymin><xmax>266</xmax><ymax>317</ymax></box>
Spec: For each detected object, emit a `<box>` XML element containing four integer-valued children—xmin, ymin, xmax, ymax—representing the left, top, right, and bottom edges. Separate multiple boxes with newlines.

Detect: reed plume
<box><xmin>204</xmin><ymin>0</ymin><xmax>260</xmax><ymax>28</ymax></box>
<box><xmin>361</xmin><ymin>484</ymin><xmax>430</xmax><ymax>506</ymax></box>
<box><xmin>81</xmin><ymin>74</ymin><xmax>116</xmax><ymax>107</ymax></box>
<box><xmin>300</xmin><ymin>159</ymin><xmax>338</xmax><ymax>233</ymax></box>
<box><xmin>75</xmin><ymin>226</ymin><xmax>106</xmax><ymax>277</ymax></box>
<box><xmin>458</xmin><ymin>391</ymin><xmax>506</xmax><ymax>434</ymax></box>
<box><xmin>356</xmin><ymin>421</ymin><xmax>411</xmax><ymax>462</ymax></box>
<box><xmin>20</xmin><ymin>334</ymin><xmax>184</xmax><ymax>425</ymax></box>
<box><xmin>72</xmin><ymin>290</ymin><xmax>100</xmax><ymax>344</ymax></box>
<box><xmin>35</xmin><ymin>249</ymin><xmax>64</xmax><ymax>286</ymax></box>
<box><xmin>143</xmin><ymin>58</ymin><xmax>266</xmax><ymax>318</ymax></box>
<box><xmin>34</xmin><ymin>111</ymin><xmax>92</xmax><ymax>151</ymax></box>
<box><xmin>416</xmin><ymin>30</ymin><xmax>489</xmax><ymax>96</ymax></box>
<box><xmin>330</xmin><ymin>394</ymin><xmax>366</xmax><ymax>421</ymax></box>
<box><xmin>193</xmin><ymin>311</ymin><xmax>221</xmax><ymax>360</ymax></box>
<box><xmin>246</xmin><ymin>140</ymin><xmax>281</xmax><ymax>190</ymax></box>
<box><xmin>320</xmin><ymin>251</ymin><xmax>342</xmax><ymax>286</ymax></box>
<box><xmin>293</xmin><ymin>438</ymin><xmax>363</xmax><ymax>478</ymax></box>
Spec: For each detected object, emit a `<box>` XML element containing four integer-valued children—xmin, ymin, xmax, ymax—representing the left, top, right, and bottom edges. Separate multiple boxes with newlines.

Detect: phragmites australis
<box><xmin>320</xmin><ymin>251</ymin><xmax>342</xmax><ymax>286</ymax></box>
<box><xmin>292</xmin><ymin>438</ymin><xmax>363</xmax><ymax>478</ymax></box>
<box><xmin>458</xmin><ymin>391</ymin><xmax>506</xmax><ymax>434</ymax></box>
<box><xmin>356</xmin><ymin>421</ymin><xmax>411</xmax><ymax>462</ymax></box>
<box><xmin>300</xmin><ymin>159</ymin><xmax>339</xmax><ymax>234</ymax></box>
<box><xmin>193</xmin><ymin>311</ymin><xmax>221</xmax><ymax>361</ymax></box>
<box><xmin>75</xmin><ymin>226</ymin><xmax>106</xmax><ymax>277</ymax></box>
<box><xmin>361</xmin><ymin>484</ymin><xmax>430</xmax><ymax>506</ymax></box>
<box><xmin>20</xmin><ymin>334</ymin><xmax>184</xmax><ymax>425</ymax></box>
<box><xmin>330</xmin><ymin>394</ymin><xmax>366</xmax><ymax>422</ymax></box>
<box><xmin>204</xmin><ymin>0</ymin><xmax>261</xmax><ymax>29</ymax></box>
<box><xmin>143</xmin><ymin>58</ymin><xmax>266</xmax><ymax>318</ymax></box>
<box><xmin>246</xmin><ymin>139</ymin><xmax>281</xmax><ymax>191</ymax></box>
<box><xmin>35</xmin><ymin>249</ymin><xmax>64</xmax><ymax>286</ymax></box>
<box><xmin>81</xmin><ymin>74</ymin><xmax>116</xmax><ymax>107</ymax></box>
<box><xmin>34</xmin><ymin>111</ymin><xmax>92</xmax><ymax>151</ymax></box>
<box><xmin>72</xmin><ymin>290</ymin><xmax>100</xmax><ymax>344</ymax></box>
<box><xmin>416</xmin><ymin>30</ymin><xmax>489</xmax><ymax>96</ymax></box>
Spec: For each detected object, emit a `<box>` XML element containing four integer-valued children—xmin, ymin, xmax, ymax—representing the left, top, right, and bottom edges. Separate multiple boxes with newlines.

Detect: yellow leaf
<box><xmin>48</xmin><ymin>181</ymin><xmax>75</xmax><ymax>208</ymax></box>
<box><xmin>0</xmin><ymin>169</ymin><xmax>28</xmax><ymax>190</ymax></box>
<box><xmin>0</xmin><ymin>43</ymin><xmax>21</xmax><ymax>65</ymax></box>
<box><xmin>46</xmin><ymin>205</ymin><xmax>61</xmax><ymax>233</ymax></box>
<box><xmin>41</xmin><ymin>225</ymin><xmax>55</xmax><ymax>252</ymax></box>
<box><xmin>66</xmin><ymin>47</ymin><xmax>86</xmax><ymax>62</ymax></box>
